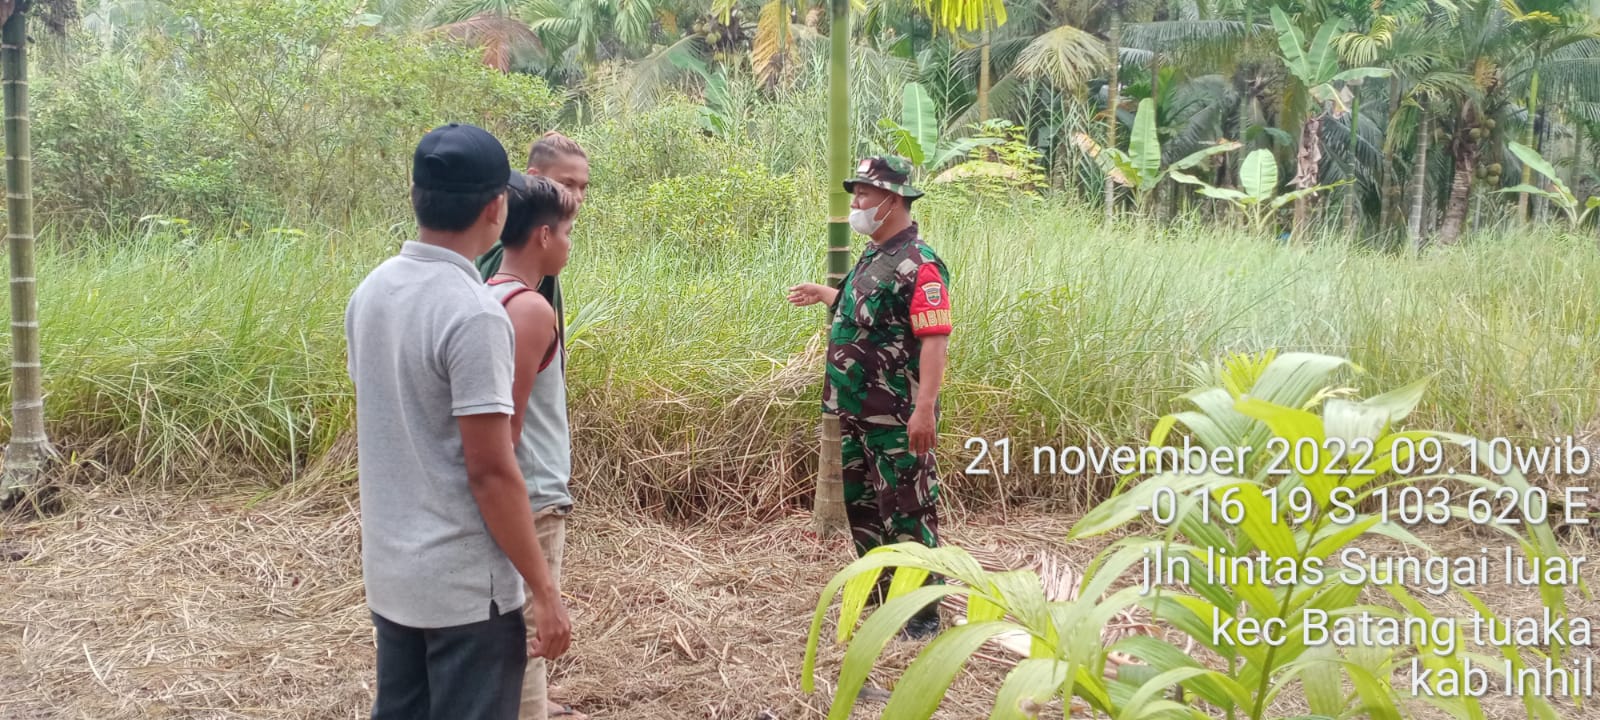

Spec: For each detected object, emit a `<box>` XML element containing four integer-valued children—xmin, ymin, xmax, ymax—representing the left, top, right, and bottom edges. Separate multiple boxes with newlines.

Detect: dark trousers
<box><xmin>371</xmin><ymin>602</ymin><xmax>527</xmax><ymax>720</ymax></box>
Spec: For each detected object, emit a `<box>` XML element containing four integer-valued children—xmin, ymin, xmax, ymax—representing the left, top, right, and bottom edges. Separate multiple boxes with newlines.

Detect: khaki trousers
<box><xmin>519</xmin><ymin>509</ymin><xmax>567</xmax><ymax>720</ymax></box>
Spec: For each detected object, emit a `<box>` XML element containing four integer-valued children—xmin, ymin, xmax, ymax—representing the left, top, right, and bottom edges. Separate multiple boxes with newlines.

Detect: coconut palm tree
<box><xmin>1</xmin><ymin>0</ymin><xmax>77</xmax><ymax>505</ymax></box>
<box><xmin>1502</xmin><ymin>0</ymin><xmax>1600</xmax><ymax>221</ymax></box>
<box><xmin>997</xmin><ymin>1</ymin><xmax>1120</xmax><ymax>217</ymax></box>
<box><xmin>1404</xmin><ymin>0</ymin><xmax>1600</xmax><ymax>243</ymax></box>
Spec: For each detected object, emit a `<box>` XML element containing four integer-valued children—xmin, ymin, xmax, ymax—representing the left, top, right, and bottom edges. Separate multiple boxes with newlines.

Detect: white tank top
<box><xmin>486</xmin><ymin>277</ymin><xmax>573</xmax><ymax>512</ymax></box>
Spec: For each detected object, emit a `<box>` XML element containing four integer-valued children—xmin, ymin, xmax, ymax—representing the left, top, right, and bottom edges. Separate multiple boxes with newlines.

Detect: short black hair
<box><xmin>500</xmin><ymin>175</ymin><xmax>578</xmax><ymax>249</ymax></box>
<box><xmin>411</xmin><ymin>185</ymin><xmax>504</xmax><ymax>232</ymax></box>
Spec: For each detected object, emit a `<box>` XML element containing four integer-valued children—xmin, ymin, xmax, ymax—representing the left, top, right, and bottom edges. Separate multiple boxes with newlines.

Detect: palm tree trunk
<box><xmin>1380</xmin><ymin>76</ymin><xmax>1401</xmax><ymax>231</ymax></box>
<box><xmin>1343</xmin><ymin>93</ymin><xmax>1361</xmax><ymax>237</ymax></box>
<box><xmin>1165</xmin><ymin>173</ymin><xmax>1180</xmax><ymax>221</ymax></box>
<box><xmin>1062</xmin><ymin>94</ymin><xmax>1076</xmax><ymax>195</ymax></box>
<box><xmin>1103</xmin><ymin>5</ymin><xmax>1121</xmax><ymax>225</ymax></box>
<box><xmin>1439</xmin><ymin>142</ymin><xmax>1477</xmax><ymax>244</ymax></box>
<box><xmin>1</xmin><ymin>6</ymin><xmax>54</xmax><ymax>503</ymax></box>
<box><xmin>978</xmin><ymin>16</ymin><xmax>991</xmax><ymax>121</ymax></box>
<box><xmin>1472</xmin><ymin>183</ymin><xmax>1481</xmax><ymax>233</ymax></box>
<box><xmin>1577</xmin><ymin>130</ymin><xmax>1589</xmax><ymax>222</ymax></box>
<box><xmin>814</xmin><ymin>0</ymin><xmax>851</xmax><ymax>537</ymax></box>
<box><xmin>1573</xmin><ymin>124</ymin><xmax>1586</xmax><ymax>194</ymax></box>
<box><xmin>1517</xmin><ymin>67</ymin><xmax>1539</xmax><ymax>222</ymax></box>
<box><xmin>1153</xmin><ymin>61</ymin><xmax>1166</xmax><ymax>224</ymax></box>
<box><xmin>1438</xmin><ymin>103</ymin><xmax>1478</xmax><ymax>245</ymax></box>
<box><xmin>1534</xmin><ymin>107</ymin><xmax>1550</xmax><ymax>223</ymax></box>
<box><xmin>1292</xmin><ymin>117</ymin><xmax>1313</xmax><ymax>242</ymax></box>
<box><xmin>1231</xmin><ymin>74</ymin><xmax>1252</xmax><ymax>187</ymax></box>
<box><xmin>1407</xmin><ymin>113</ymin><xmax>1430</xmax><ymax>251</ymax></box>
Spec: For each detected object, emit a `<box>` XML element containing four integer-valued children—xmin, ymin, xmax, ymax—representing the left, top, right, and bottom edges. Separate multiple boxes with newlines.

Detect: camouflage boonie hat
<box><xmin>843</xmin><ymin>155</ymin><xmax>924</xmax><ymax>198</ymax></box>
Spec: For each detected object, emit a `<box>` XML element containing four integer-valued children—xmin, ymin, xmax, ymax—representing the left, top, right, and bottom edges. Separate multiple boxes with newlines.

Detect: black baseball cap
<box><xmin>412</xmin><ymin>123</ymin><xmax>512</xmax><ymax>193</ymax></box>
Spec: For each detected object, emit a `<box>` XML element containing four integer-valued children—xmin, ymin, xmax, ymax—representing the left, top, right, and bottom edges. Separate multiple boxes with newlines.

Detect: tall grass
<box><xmin>10</xmin><ymin>0</ymin><xmax>1592</xmax><ymax>519</ymax></box>
<box><xmin>3</xmin><ymin>195</ymin><xmax>1595</xmax><ymax>518</ymax></box>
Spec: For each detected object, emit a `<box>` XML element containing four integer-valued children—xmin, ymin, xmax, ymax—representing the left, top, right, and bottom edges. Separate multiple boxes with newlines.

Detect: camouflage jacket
<box><xmin>823</xmin><ymin>223</ymin><xmax>952</xmax><ymax>426</ymax></box>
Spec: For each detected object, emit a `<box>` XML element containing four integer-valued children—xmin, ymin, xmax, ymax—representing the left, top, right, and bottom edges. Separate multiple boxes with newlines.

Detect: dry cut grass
<box><xmin>0</xmin><ymin>477</ymin><xmax>1111</xmax><ymax>719</ymax></box>
<box><xmin>4</xmin><ymin>474</ymin><xmax>1600</xmax><ymax>719</ymax></box>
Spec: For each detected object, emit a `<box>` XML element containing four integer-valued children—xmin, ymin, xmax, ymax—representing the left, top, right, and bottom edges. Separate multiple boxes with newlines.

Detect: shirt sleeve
<box><xmin>442</xmin><ymin>309</ymin><xmax>517</xmax><ymax>417</ymax></box>
<box><xmin>909</xmin><ymin>262</ymin><xmax>952</xmax><ymax>337</ymax></box>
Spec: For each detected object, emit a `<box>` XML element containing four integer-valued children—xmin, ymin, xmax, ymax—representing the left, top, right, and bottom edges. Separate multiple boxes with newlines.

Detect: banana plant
<box><xmin>801</xmin><ymin>351</ymin><xmax>1572</xmax><ymax>720</ymax></box>
<box><xmin>1497</xmin><ymin>141</ymin><xmax>1600</xmax><ymax>229</ymax></box>
<box><xmin>878</xmin><ymin>81</ymin><xmax>1003</xmax><ymax>180</ymax></box>
<box><xmin>1271</xmin><ymin>7</ymin><xmax>1391</xmax><ymax>117</ymax></box>
<box><xmin>1270</xmin><ymin>5</ymin><xmax>1390</xmax><ymax>238</ymax></box>
<box><xmin>1074</xmin><ymin>98</ymin><xmax>1240</xmax><ymax>215</ymax></box>
<box><xmin>1171</xmin><ymin>148</ymin><xmax>1352</xmax><ymax>234</ymax></box>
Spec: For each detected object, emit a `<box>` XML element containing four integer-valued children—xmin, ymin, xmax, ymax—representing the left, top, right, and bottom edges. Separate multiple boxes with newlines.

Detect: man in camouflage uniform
<box><xmin>787</xmin><ymin>155</ymin><xmax>952</xmax><ymax>639</ymax></box>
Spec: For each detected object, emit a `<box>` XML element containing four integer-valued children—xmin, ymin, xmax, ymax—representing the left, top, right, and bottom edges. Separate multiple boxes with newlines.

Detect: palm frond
<box><xmin>520</xmin><ymin>0</ymin><xmax>567</xmax><ymax>22</ymax></box>
<box><xmin>522</xmin><ymin>0</ymin><xmax>578</xmax><ymax>50</ymax></box>
<box><xmin>1163</xmin><ymin>74</ymin><xmax>1237</xmax><ymax>159</ymax></box>
<box><xmin>613</xmin><ymin>0</ymin><xmax>656</xmax><ymax>50</ymax></box>
<box><xmin>711</xmin><ymin>0</ymin><xmax>738</xmax><ymax>22</ymax></box>
<box><xmin>1126</xmin><ymin>19</ymin><xmax>1275</xmax><ymax>68</ymax></box>
<box><xmin>1569</xmin><ymin>101</ymin><xmax>1600</xmax><ymax>124</ymax></box>
<box><xmin>751</xmin><ymin>0</ymin><xmax>796</xmax><ymax>86</ymax></box>
<box><xmin>1014</xmin><ymin>23</ymin><xmax>1108</xmax><ymax>93</ymax></box>
<box><xmin>1121</xmin><ymin>19</ymin><xmax>1264</xmax><ymax>52</ymax></box>
<box><xmin>429</xmin><ymin>13</ymin><xmax>542</xmax><ymax>71</ymax></box>
<box><xmin>1384</xmin><ymin>14</ymin><xmax>1439</xmax><ymax>55</ymax></box>
<box><xmin>1387</xmin><ymin>0</ymin><xmax>1440</xmax><ymax>25</ymax></box>
<box><xmin>422</xmin><ymin>0</ymin><xmax>522</xmax><ymax>27</ymax></box>
<box><xmin>540</xmin><ymin>51</ymin><xmax>587</xmax><ymax>88</ymax></box>
<box><xmin>985</xmin><ymin>0</ymin><xmax>1058</xmax><ymax>38</ymax></box>
<box><xmin>527</xmin><ymin>14</ymin><xmax>580</xmax><ymax>48</ymax></box>
<box><xmin>853</xmin><ymin>41</ymin><xmax>919</xmax><ymax>84</ymax></box>
<box><xmin>1119</xmin><ymin>46</ymin><xmax>1154</xmax><ymax>65</ymax></box>
<box><xmin>620</xmin><ymin>32</ymin><xmax>708</xmax><ymax>111</ymax></box>
<box><xmin>916</xmin><ymin>39</ymin><xmax>976</xmax><ymax>127</ymax></box>
<box><xmin>947</xmin><ymin>72</ymin><xmax>1033</xmax><ymax>128</ymax></box>
<box><xmin>1537</xmin><ymin>51</ymin><xmax>1600</xmax><ymax>102</ymax></box>
<box><xmin>1318</xmin><ymin>109</ymin><xmax>1386</xmax><ymax>194</ymax></box>
<box><xmin>1333</xmin><ymin>15</ymin><xmax>1396</xmax><ymax>67</ymax></box>
<box><xmin>1410</xmin><ymin>70</ymin><xmax>1480</xmax><ymax>102</ymax></box>
<box><xmin>952</xmin><ymin>34</ymin><xmax>1037</xmax><ymax>86</ymax></box>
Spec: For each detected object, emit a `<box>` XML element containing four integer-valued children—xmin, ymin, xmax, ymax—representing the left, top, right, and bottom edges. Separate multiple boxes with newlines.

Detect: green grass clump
<box><xmin>2</xmin><ymin>198</ymin><xmax>1596</xmax><ymax>517</ymax></box>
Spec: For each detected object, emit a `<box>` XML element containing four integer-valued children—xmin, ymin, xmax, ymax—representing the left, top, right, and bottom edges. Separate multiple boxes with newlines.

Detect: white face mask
<box><xmin>848</xmin><ymin>197</ymin><xmax>890</xmax><ymax>236</ymax></box>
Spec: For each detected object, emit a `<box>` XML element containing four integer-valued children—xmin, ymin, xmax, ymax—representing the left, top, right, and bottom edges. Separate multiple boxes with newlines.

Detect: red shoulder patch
<box><xmin>909</xmin><ymin>263</ymin><xmax>950</xmax><ymax>337</ymax></box>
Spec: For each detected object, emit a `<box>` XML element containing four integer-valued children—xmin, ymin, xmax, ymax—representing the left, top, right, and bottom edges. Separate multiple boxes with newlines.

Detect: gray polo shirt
<box><xmin>345</xmin><ymin>240</ymin><xmax>524</xmax><ymax>629</ymax></box>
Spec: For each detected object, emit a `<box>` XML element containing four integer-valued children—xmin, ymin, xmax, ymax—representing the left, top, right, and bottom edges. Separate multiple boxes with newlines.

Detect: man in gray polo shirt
<box><xmin>346</xmin><ymin>123</ymin><xmax>570</xmax><ymax>720</ymax></box>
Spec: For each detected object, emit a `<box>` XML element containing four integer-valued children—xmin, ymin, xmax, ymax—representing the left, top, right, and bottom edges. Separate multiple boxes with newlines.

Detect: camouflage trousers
<box><xmin>840</xmin><ymin>420</ymin><xmax>940</xmax><ymax>559</ymax></box>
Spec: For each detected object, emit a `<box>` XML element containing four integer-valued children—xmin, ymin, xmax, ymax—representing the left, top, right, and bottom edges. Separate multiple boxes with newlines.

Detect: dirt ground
<box><xmin>3</xmin><ymin>478</ymin><xmax>1599</xmax><ymax>719</ymax></box>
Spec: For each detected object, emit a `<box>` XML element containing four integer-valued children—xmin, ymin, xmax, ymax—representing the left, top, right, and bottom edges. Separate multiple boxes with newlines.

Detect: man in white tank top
<box><xmin>486</xmin><ymin>169</ymin><xmax>584</xmax><ymax>720</ymax></box>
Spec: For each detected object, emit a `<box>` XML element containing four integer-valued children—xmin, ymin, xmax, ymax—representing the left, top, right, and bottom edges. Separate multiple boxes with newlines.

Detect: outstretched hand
<box><xmin>788</xmin><ymin>282</ymin><xmax>835</xmax><ymax>307</ymax></box>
